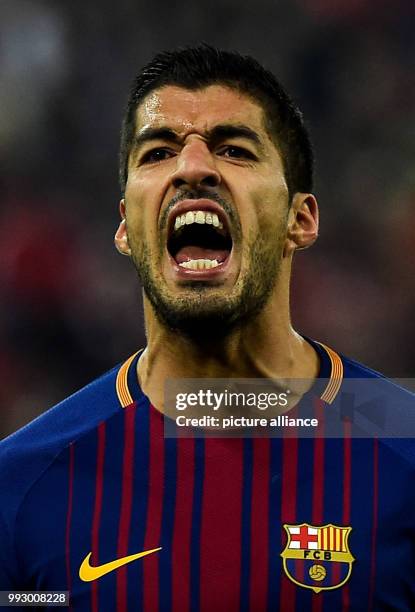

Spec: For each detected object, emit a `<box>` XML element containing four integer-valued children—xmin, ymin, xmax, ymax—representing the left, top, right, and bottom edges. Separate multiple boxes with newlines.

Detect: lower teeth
<box><xmin>179</xmin><ymin>258</ymin><xmax>219</xmax><ymax>270</ymax></box>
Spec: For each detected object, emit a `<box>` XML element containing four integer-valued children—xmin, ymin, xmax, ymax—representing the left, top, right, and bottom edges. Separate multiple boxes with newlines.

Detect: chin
<box><xmin>153</xmin><ymin>294</ymin><xmax>236</xmax><ymax>336</ymax></box>
<box><xmin>149</xmin><ymin>285</ymin><xmax>270</xmax><ymax>341</ymax></box>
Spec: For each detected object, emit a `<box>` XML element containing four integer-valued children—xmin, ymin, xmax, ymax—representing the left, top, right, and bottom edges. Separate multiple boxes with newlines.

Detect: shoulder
<box><xmin>312</xmin><ymin>338</ymin><xmax>413</xmax><ymax>396</ymax></box>
<box><xmin>338</xmin><ymin>350</ymin><xmax>413</xmax><ymax>400</ymax></box>
<box><xmin>323</xmin><ymin>343</ymin><xmax>415</xmax><ymax>467</ymax></box>
<box><xmin>0</xmin><ymin>362</ymin><xmax>124</xmax><ymax>526</ymax></box>
<box><xmin>309</xmin><ymin>338</ymin><xmax>415</xmax><ymax>466</ymax></box>
<box><xmin>339</xmin><ymin>351</ymin><xmax>395</xmax><ymax>380</ymax></box>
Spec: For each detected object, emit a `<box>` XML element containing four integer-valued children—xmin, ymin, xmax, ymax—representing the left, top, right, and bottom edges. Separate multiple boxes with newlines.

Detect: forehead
<box><xmin>134</xmin><ymin>84</ymin><xmax>267</xmax><ymax>136</ymax></box>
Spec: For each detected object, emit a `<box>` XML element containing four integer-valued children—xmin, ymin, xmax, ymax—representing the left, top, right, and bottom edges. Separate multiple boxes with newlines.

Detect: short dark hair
<box><xmin>119</xmin><ymin>45</ymin><xmax>314</xmax><ymax>199</ymax></box>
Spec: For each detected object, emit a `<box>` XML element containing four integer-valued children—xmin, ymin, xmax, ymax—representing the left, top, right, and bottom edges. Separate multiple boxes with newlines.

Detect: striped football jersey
<box><xmin>0</xmin><ymin>339</ymin><xmax>414</xmax><ymax>611</ymax></box>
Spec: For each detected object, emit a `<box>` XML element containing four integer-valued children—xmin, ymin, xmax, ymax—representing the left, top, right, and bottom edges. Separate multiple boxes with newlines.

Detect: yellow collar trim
<box><xmin>116</xmin><ymin>351</ymin><xmax>140</xmax><ymax>408</ymax></box>
<box><xmin>316</xmin><ymin>341</ymin><xmax>344</xmax><ymax>404</ymax></box>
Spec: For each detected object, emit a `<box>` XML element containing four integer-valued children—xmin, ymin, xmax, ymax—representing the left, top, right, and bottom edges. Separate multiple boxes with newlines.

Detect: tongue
<box><xmin>175</xmin><ymin>246</ymin><xmax>229</xmax><ymax>264</ymax></box>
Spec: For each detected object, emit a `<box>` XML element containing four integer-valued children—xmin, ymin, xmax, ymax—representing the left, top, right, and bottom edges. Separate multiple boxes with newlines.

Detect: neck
<box><xmin>137</xmin><ymin>285</ymin><xmax>319</xmax><ymax>412</ymax></box>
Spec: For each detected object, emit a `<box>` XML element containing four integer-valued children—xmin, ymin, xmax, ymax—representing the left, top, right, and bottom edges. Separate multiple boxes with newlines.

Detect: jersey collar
<box><xmin>115</xmin><ymin>339</ymin><xmax>344</xmax><ymax>409</ymax></box>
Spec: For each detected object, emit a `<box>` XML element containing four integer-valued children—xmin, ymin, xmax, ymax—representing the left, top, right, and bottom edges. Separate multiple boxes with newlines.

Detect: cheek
<box><xmin>242</xmin><ymin>185</ymin><xmax>287</xmax><ymax>236</ymax></box>
<box><xmin>259</xmin><ymin>180</ymin><xmax>288</xmax><ymax>223</ymax></box>
<box><xmin>128</xmin><ymin>212</ymin><xmax>159</xmax><ymax>256</ymax></box>
<box><xmin>125</xmin><ymin>179</ymin><xmax>161</xmax><ymax>236</ymax></box>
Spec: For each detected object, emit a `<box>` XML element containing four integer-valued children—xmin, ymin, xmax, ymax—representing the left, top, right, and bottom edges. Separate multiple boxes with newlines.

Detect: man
<box><xmin>0</xmin><ymin>46</ymin><xmax>414</xmax><ymax>611</ymax></box>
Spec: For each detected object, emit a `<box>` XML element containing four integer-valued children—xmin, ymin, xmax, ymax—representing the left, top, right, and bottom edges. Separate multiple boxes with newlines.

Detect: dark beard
<box><xmin>130</xmin><ymin>231</ymin><xmax>283</xmax><ymax>341</ymax></box>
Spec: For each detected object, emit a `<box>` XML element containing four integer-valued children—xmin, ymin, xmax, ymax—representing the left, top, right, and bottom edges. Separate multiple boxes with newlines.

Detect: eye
<box><xmin>217</xmin><ymin>145</ymin><xmax>256</xmax><ymax>160</ymax></box>
<box><xmin>140</xmin><ymin>148</ymin><xmax>175</xmax><ymax>164</ymax></box>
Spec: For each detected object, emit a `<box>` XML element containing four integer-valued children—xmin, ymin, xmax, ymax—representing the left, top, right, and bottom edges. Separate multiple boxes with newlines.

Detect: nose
<box><xmin>171</xmin><ymin>139</ymin><xmax>221</xmax><ymax>190</ymax></box>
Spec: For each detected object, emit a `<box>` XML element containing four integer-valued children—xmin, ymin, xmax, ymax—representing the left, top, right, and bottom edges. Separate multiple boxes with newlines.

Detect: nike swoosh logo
<box><xmin>79</xmin><ymin>547</ymin><xmax>162</xmax><ymax>582</ymax></box>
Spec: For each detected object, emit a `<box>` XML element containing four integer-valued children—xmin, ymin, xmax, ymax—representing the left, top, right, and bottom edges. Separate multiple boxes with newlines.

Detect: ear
<box><xmin>114</xmin><ymin>199</ymin><xmax>131</xmax><ymax>256</ymax></box>
<box><xmin>284</xmin><ymin>193</ymin><xmax>319</xmax><ymax>257</ymax></box>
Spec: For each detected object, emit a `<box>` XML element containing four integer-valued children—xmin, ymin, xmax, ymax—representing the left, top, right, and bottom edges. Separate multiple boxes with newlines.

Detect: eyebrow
<box><xmin>133</xmin><ymin>127</ymin><xmax>180</xmax><ymax>149</ymax></box>
<box><xmin>133</xmin><ymin>123</ymin><xmax>263</xmax><ymax>151</ymax></box>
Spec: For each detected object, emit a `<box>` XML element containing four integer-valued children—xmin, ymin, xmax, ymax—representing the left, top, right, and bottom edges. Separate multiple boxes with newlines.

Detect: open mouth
<box><xmin>167</xmin><ymin>209</ymin><xmax>233</xmax><ymax>271</ymax></box>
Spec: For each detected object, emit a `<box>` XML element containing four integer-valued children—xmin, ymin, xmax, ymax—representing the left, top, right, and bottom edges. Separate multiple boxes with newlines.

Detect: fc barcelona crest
<box><xmin>281</xmin><ymin>523</ymin><xmax>354</xmax><ymax>593</ymax></box>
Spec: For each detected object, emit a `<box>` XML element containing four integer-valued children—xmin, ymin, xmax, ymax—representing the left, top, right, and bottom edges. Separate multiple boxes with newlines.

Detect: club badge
<box><xmin>281</xmin><ymin>523</ymin><xmax>354</xmax><ymax>593</ymax></box>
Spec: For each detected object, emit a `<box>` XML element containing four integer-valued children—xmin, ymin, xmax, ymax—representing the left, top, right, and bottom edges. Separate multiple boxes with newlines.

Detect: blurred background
<box><xmin>1</xmin><ymin>0</ymin><xmax>414</xmax><ymax>438</ymax></box>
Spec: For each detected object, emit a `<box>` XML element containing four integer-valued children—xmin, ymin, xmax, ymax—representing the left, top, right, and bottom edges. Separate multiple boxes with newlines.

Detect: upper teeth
<box><xmin>174</xmin><ymin>210</ymin><xmax>223</xmax><ymax>231</ymax></box>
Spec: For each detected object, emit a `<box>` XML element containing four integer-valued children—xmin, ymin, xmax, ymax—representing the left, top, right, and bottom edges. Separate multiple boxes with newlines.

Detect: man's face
<box><xmin>117</xmin><ymin>84</ymin><xmax>291</xmax><ymax>336</ymax></box>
